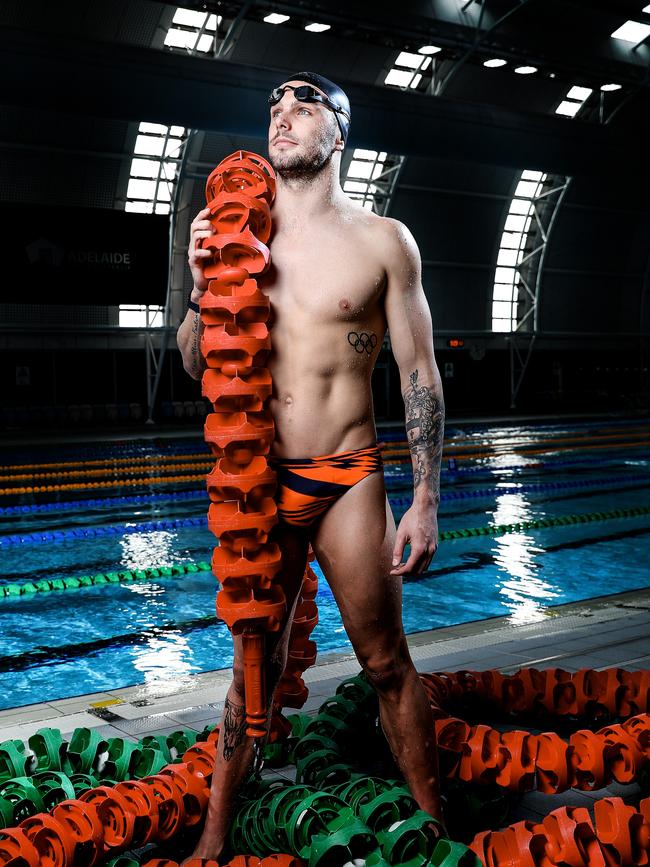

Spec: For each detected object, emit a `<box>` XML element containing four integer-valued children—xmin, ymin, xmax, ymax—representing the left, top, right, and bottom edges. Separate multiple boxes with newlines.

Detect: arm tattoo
<box><xmin>221</xmin><ymin>694</ymin><xmax>247</xmax><ymax>761</ymax></box>
<box><xmin>190</xmin><ymin>311</ymin><xmax>201</xmax><ymax>376</ymax></box>
<box><xmin>403</xmin><ymin>368</ymin><xmax>445</xmax><ymax>502</ymax></box>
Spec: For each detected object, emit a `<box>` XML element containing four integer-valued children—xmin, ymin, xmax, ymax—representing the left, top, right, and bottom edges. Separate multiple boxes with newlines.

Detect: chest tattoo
<box><xmin>347</xmin><ymin>331</ymin><xmax>377</xmax><ymax>355</ymax></box>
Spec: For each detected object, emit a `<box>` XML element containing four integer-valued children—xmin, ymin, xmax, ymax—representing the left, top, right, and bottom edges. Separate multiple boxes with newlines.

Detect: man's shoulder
<box><xmin>343</xmin><ymin>205</ymin><xmax>407</xmax><ymax>246</ymax></box>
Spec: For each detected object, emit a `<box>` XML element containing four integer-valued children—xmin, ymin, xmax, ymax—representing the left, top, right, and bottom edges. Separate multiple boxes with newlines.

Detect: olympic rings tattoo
<box><xmin>347</xmin><ymin>331</ymin><xmax>377</xmax><ymax>355</ymax></box>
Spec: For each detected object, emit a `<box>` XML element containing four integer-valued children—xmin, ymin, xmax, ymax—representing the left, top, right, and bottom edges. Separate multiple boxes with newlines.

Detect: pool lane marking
<box><xmin>2</xmin><ymin>524</ymin><xmax>650</xmax><ymax>674</ymax></box>
<box><xmin>2</xmin><ymin>505</ymin><xmax>650</xmax><ymax>599</ymax></box>
<box><xmin>0</xmin><ymin>461</ymin><xmax>215</xmax><ymax>483</ymax></box>
<box><xmin>3</xmin><ymin>472</ymin><xmax>649</xmax><ymax>548</ymax></box>
<box><xmin>3</xmin><ymin>474</ymin><xmax>649</xmax><ymax>548</ymax></box>
<box><xmin>3</xmin><ymin>422</ymin><xmax>649</xmax><ymax>474</ymax></box>
<box><xmin>3</xmin><ymin>440</ymin><xmax>650</xmax><ymax>494</ymax></box>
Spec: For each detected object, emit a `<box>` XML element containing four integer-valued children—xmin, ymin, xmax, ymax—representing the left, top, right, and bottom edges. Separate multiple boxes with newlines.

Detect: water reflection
<box><xmin>119</xmin><ymin>530</ymin><xmax>176</xmax><ymax>570</ymax></box>
<box><xmin>118</xmin><ymin>530</ymin><xmax>199</xmax><ymax>691</ymax></box>
<box><xmin>490</xmin><ymin>491</ymin><xmax>560</xmax><ymax>624</ymax></box>
<box><xmin>132</xmin><ymin>629</ymin><xmax>198</xmax><ymax>695</ymax></box>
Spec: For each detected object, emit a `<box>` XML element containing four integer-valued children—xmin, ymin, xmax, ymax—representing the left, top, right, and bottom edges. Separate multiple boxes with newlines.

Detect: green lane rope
<box><xmin>0</xmin><ymin>561</ymin><xmax>212</xmax><ymax>599</ymax></box>
<box><xmin>2</xmin><ymin>502</ymin><xmax>650</xmax><ymax>600</ymax></box>
<box><xmin>437</xmin><ymin>503</ymin><xmax>650</xmax><ymax>541</ymax></box>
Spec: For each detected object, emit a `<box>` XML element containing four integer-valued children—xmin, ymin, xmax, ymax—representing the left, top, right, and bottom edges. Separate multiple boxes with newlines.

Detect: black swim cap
<box><xmin>282</xmin><ymin>70</ymin><xmax>351</xmax><ymax>144</ymax></box>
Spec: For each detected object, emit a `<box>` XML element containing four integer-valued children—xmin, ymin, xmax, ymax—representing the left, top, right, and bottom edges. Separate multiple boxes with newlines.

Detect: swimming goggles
<box><xmin>268</xmin><ymin>84</ymin><xmax>350</xmax><ymax>134</ymax></box>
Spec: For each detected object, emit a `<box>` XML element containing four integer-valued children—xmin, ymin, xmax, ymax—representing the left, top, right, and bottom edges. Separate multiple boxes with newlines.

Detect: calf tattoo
<box><xmin>222</xmin><ymin>694</ymin><xmax>247</xmax><ymax>761</ymax></box>
<box><xmin>403</xmin><ymin>368</ymin><xmax>445</xmax><ymax>498</ymax></box>
<box><xmin>348</xmin><ymin>331</ymin><xmax>377</xmax><ymax>355</ymax></box>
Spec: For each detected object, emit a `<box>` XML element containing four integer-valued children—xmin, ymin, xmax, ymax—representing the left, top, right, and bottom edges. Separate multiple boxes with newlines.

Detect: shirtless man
<box><xmin>177</xmin><ymin>71</ymin><xmax>446</xmax><ymax>861</ymax></box>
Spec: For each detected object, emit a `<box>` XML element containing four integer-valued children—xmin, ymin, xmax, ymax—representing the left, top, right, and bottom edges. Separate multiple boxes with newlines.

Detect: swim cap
<box><xmin>282</xmin><ymin>70</ymin><xmax>351</xmax><ymax>144</ymax></box>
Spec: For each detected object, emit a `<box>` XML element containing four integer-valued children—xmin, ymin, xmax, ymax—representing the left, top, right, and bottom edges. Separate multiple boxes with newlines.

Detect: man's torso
<box><xmin>259</xmin><ymin>200</ymin><xmax>389</xmax><ymax>458</ymax></box>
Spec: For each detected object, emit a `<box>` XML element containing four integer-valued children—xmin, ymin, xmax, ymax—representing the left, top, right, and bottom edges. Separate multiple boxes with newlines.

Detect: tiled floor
<box><xmin>1</xmin><ymin>587</ymin><xmax>648</xmax><ymax>829</ymax></box>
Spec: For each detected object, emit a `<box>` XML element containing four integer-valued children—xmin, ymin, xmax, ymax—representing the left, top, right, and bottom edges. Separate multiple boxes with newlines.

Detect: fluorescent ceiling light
<box><xmin>611</xmin><ymin>20</ymin><xmax>650</xmax><ymax>43</ymax></box>
<box><xmin>484</xmin><ymin>58</ymin><xmax>507</xmax><ymax>67</ymax></box>
<box><xmin>305</xmin><ymin>22</ymin><xmax>330</xmax><ymax>32</ymax></box>
<box><xmin>264</xmin><ymin>13</ymin><xmax>290</xmax><ymax>24</ymax></box>
<box><xmin>514</xmin><ymin>65</ymin><xmax>537</xmax><ymax>74</ymax></box>
<box><xmin>418</xmin><ymin>44</ymin><xmax>441</xmax><ymax>55</ymax></box>
<box><xmin>600</xmin><ymin>82</ymin><xmax>622</xmax><ymax>91</ymax></box>
<box><xmin>566</xmin><ymin>85</ymin><xmax>592</xmax><ymax>100</ymax></box>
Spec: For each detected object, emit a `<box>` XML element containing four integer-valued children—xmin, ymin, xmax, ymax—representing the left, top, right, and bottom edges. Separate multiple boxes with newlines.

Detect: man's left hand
<box><xmin>390</xmin><ymin>501</ymin><xmax>439</xmax><ymax>576</ymax></box>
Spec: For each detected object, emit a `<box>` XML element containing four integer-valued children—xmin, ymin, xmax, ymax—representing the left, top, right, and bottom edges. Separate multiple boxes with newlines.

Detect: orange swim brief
<box><xmin>267</xmin><ymin>442</ymin><xmax>384</xmax><ymax>529</ymax></box>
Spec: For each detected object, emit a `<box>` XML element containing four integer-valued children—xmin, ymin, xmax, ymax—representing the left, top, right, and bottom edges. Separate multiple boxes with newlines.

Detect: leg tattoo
<box><xmin>222</xmin><ymin>695</ymin><xmax>247</xmax><ymax>761</ymax></box>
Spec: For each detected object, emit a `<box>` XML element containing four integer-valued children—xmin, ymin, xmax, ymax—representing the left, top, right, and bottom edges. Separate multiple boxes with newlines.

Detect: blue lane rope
<box><xmin>0</xmin><ymin>516</ymin><xmax>207</xmax><ymax>547</ymax></box>
<box><xmin>2</xmin><ymin>472</ymin><xmax>650</xmax><ymax>547</ymax></box>
<box><xmin>0</xmin><ymin>489</ymin><xmax>205</xmax><ymax>517</ymax></box>
<box><xmin>0</xmin><ymin>470</ymin><xmax>646</xmax><ymax>521</ymax></box>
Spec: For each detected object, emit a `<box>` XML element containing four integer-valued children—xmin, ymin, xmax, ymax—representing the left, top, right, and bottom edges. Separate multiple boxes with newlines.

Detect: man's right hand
<box><xmin>188</xmin><ymin>206</ymin><xmax>215</xmax><ymax>293</ymax></box>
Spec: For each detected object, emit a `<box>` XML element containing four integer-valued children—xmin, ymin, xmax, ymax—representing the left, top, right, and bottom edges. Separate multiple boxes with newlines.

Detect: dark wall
<box><xmin>1</xmin><ymin>344</ymin><xmax>646</xmax><ymax>431</ymax></box>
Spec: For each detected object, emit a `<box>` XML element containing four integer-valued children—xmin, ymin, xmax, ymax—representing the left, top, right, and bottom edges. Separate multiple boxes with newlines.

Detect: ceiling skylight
<box><xmin>484</xmin><ymin>58</ymin><xmax>507</xmax><ymax>67</ymax></box>
<box><xmin>611</xmin><ymin>20</ymin><xmax>650</xmax><ymax>43</ymax></box>
<box><xmin>264</xmin><ymin>13</ymin><xmax>290</xmax><ymax>24</ymax></box>
<box><xmin>342</xmin><ymin>149</ymin><xmax>389</xmax><ymax>211</ymax></box>
<box><xmin>554</xmin><ymin>84</ymin><xmax>592</xmax><ymax>118</ymax></box>
<box><xmin>305</xmin><ymin>22</ymin><xmax>330</xmax><ymax>32</ymax></box>
<box><xmin>384</xmin><ymin>51</ymin><xmax>431</xmax><ymax>89</ymax></box>
<box><xmin>164</xmin><ymin>8</ymin><xmax>220</xmax><ymax>53</ymax></box>
<box><xmin>126</xmin><ymin>122</ymin><xmax>186</xmax><ymax>214</ymax></box>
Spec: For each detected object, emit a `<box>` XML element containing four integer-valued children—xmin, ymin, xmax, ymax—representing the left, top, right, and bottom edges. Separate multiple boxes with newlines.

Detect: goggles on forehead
<box><xmin>268</xmin><ymin>84</ymin><xmax>350</xmax><ymax>136</ymax></box>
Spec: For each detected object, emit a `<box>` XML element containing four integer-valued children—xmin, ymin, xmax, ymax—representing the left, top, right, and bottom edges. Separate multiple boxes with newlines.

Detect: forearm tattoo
<box><xmin>190</xmin><ymin>311</ymin><xmax>201</xmax><ymax>376</ymax></box>
<box><xmin>403</xmin><ymin>368</ymin><xmax>445</xmax><ymax>500</ymax></box>
<box><xmin>221</xmin><ymin>694</ymin><xmax>247</xmax><ymax>761</ymax></box>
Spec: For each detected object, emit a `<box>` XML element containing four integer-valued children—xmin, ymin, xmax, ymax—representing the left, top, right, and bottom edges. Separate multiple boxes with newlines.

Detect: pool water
<box><xmin>1</xmin><ymin>418</ymin><xmax>649</xmax><ymax>709</ymax></box>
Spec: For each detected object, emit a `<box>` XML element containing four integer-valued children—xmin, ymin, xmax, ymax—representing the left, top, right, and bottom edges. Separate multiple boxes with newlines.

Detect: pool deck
<box><xmin>2</xmin><ymin>587</ymin><xmax>648</xmax><ymax>824</ymax></box>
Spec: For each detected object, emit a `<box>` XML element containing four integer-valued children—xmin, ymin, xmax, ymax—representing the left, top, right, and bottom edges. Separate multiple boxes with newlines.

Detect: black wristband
<box><xmin>187</xmin><ymin>292</ymin><xmax>200</xmax><ymax>313</ymax></box>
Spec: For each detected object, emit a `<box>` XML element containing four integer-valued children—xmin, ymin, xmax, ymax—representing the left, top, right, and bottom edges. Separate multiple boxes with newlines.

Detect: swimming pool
<box><xmin>1</xmin><ymin>417</ymin><xmax>649</xmax><ymax>710</ymax></box>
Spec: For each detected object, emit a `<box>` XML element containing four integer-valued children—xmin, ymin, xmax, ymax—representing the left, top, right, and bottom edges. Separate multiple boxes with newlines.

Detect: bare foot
<box><xmin>179</xmin><ymin>849</ymin><xmax>223</xmax><ymax>866</ymax></box>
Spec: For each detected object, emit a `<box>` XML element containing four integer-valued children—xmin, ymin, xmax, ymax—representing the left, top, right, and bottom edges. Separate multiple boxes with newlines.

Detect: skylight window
<box><xmin>164</xmin><ymin>7</ymin><xmax>220</xmax><ymax>53</ymax></box>
<box><xmin>554</xmin><ymin>84</ymin><xmax>592</xmax><ymax>118</ymax></box>
<box><xmin>264</xmin><ymin>13</ymin><xmax>290</xmax><ymax>24</ymax></box>
<box><xmin>556</xmin><ymin>100</ymin><xmax>581</xmax><ymax>117</ymax></box>
<box><xmin>342</xmin><ymin>149</ymin><xmax>389</xmax><ymax>211</ymax></box>
<box><xmin>384</xmin><ymin>51</ymin><xmax>431</xmax><ymax>89</ymax></box>
<box><xmin>418</xmin><ymin>45</ymin><xmax>441</xmax><ymax>55</ymax></box>
<box><xmin>601</xmin><ymin>83</ymin><xmax>622</xmax><ymax>91</ymax></box>
<box><xmin>514</xmin><ymin>66</ymin><xmax>537</xmax><ymax>74</ymax></box>
<box><xmin>611</xmin><ymin>20</ymin><xmax>650</xmax><ymax>43</ymax></box>
<box><xmin>492</xmin><ymin>169</ymin><xmax>547</xmax><ymax>332</ymax></box>
<box><xmin>305</xmin><ymin>22</ymin><xmax>330</xmax><ymax>32</ymax></box>
<box><xmin>484</xmin><ymin>58</ymin><xmax>507</xmax><ymax>67</ymax></box>
<box><xmin>385</xmin><ymin>69</ymin><xmax>416</xmax><ymax>87</ymax></box>
<box><xmin>566</xmin><ymin>85</ymin><xmax>592</xmax><ymax>100</ymax></box>
<box><xmin>126</xmin><ymin>122</ymin><xmax>186</xmax><ymax>214</ymax></box>
<box><xmin>119</xmin><ymin>305</ymin><xmax>164</xmax><ymax>327</ymax></box>
<box><xmin>396</xmin><ymin>51</ymin><xmax>426</xmax><ymax>69</ymax></box>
